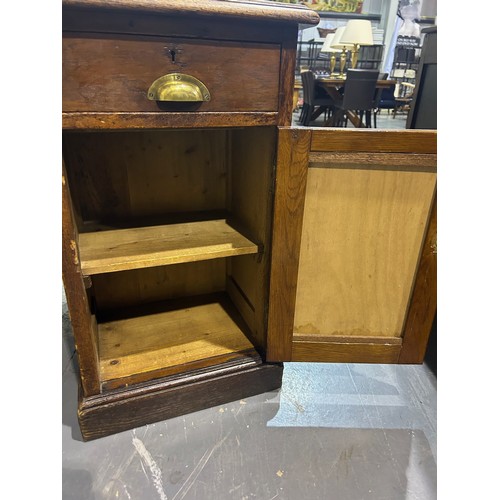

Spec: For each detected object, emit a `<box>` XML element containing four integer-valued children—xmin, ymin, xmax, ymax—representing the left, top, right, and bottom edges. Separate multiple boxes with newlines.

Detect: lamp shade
<box><xmin>320</xmin><ymin>33</ymin><xmax>339</xmax><ymax>53</ymax></box>
<box><xmin>330</xmin><ymin>26</ymin><xmax>349</xmax><ymax>48</ymax></box>
<box><xmin>339</xmin><ymin>20</ymin><xmax>374</xmax><ymax>46</ymax></box>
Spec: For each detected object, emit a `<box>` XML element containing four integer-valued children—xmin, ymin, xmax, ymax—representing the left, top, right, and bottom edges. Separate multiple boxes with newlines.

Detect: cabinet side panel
<box><xmin>228</xmin><ymin>127</ymin><xmax>276</xmax><ymax>353</ymax></box>
<box><xmin>293</xmin><ymin>163</ymin><xmax>436</xmax><ymax>340</ymax></box>
<box><xmin>62</xmin><ymin>162</ymin><xmax>101</xmax><ymax>395</ymax></box>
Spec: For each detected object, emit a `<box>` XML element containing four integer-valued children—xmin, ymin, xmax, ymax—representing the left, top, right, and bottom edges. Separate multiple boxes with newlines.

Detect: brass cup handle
<box><xmin>147</xmin><ymin>73</ymin><xmax>211</xmax><ymax>102</ymax></box>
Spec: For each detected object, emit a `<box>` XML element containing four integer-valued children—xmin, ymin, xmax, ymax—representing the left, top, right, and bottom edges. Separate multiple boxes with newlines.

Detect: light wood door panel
<box><xmin>294</xmin><ymin>165</ymin><xmax>436</xmax><ymax>339</ymax></box>
<box><xmin>267</xmin><ymin>128</ymin><xmax>437</xmax><ymax>364</ymax></box>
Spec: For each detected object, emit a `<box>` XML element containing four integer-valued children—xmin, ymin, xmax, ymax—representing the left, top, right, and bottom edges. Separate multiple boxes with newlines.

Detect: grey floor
<box><xmin>62</xmin><ymin>111</ymin><xmax>437</xmax><ymax>500</ymax></box>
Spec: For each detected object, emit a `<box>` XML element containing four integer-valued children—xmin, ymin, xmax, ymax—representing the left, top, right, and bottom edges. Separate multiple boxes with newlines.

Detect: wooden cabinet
<box><xmin>62</xmin><ymin>0</ymin><xmax>436</xmax><ymax>441</ymax></box>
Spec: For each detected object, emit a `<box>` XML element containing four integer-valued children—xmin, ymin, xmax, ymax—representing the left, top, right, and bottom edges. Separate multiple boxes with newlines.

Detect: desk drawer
<box><xmin>63</xmin><ymin>34</ymin><xmax>281</xmax><ymax>113</ymax></box>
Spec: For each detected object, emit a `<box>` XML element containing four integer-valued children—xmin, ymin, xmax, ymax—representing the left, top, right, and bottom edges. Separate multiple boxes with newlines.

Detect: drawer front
<box><xmin>63</xmin><ymin>34</ymin><xmax>281</xmax><ymax>113</ymax></box>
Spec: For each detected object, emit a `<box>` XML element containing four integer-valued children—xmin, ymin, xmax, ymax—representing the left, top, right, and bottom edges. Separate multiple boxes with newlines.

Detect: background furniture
<box><xmin>407</xmin><ymin>26</ymin><xmax>437</xmax><ymax>129</ymax></box>
<box><xmin>323</xmin><ymin>69</ymin><xmax>379</xmax><ymax>127</ymax></box>
<box><xmin>299</xmin><ymin>69</ymin><xmax>335</xmax><ymax>125</ymax></box>
<box><xmin>295</xmin><ymin>8</ymin><xmax>383</xmax><ymax>75</ymax></box>
<box><xmin>298</xmin><ymin>40</ymin><xmax>384</xmax><ymax>75</ymax></box>
<box><xmin>63</xmin><ymin>0</ymin><xmax>437</xmax><ymax>441</ymax></box>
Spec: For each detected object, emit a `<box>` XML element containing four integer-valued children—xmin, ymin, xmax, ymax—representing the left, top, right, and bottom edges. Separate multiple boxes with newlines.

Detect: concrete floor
<box><xmin>62</xmin><ymin>108</ymin><xmax>435</xmax><ymax>500</ymax></box>
<box><xmin>62</xmin><ymin>285</ymin><xmax>437</xmax><ymax>500</ymax></box>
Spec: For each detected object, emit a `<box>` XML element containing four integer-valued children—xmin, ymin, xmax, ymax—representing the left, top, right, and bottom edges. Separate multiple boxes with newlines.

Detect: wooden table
<box><xmin>316</xmin><ymin>77</ymin><xmax>397</xmax><ymax>127</ymax></box>
<box><xmin>293</xmin><ymin>80</ymin><xmax>302</xmax><ymax>112</ymax></box>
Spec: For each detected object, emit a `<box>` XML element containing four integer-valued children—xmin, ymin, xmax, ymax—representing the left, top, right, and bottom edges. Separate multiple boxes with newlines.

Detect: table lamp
<box><xmin>330</xmin><ymin>26</ymin><xmax>352</xmax><ymax>80</ymax></box>
<box><xmin>320</xmin><ymin>33</ymin><xmax>341</xmax><ymax>77</ymax></box>
<box><xmin>339</xmin><ymin>19</ymin><xmax>373</xmax><ymax>70</ymax></box>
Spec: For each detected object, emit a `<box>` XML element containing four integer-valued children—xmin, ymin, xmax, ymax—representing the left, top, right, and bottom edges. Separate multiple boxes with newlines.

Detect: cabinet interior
<box><xmin>63</xmin><ymin>126</ymin><xmax>276</xmax><ymax>391</ymax></box>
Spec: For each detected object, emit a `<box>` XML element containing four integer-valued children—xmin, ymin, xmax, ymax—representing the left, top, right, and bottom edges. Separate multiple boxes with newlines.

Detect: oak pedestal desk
<box><xmin>62</xmin><ymin>0</ymin><xmax>437</xmax><ymax>441</ymax></box>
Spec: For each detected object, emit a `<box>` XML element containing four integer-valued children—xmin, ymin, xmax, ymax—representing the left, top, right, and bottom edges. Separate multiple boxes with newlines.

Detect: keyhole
<box><xmin>169</xmin><ymin>49</ymin><xmax>176</xmax><ymax>63</ymax></box>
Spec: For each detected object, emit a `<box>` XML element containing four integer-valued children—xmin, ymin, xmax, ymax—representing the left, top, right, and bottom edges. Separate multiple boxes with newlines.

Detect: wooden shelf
<box><xmin>79</xmin><ymin>219</ymin><xmax>259</xmax><ymax>275</ymax></box>
<box><xmin>97</xmin><ymin>294</ymin><xmax>258</xmax><ymax>387</ymax></box>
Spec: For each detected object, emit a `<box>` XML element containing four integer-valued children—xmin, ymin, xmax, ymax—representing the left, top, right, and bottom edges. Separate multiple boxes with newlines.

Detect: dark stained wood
<box><xmin>62</xmin><ymin>0</ymin><xmax>320</xmax><ymax>25</ymax></box>
<box><xmin>78</xmin><ymin>358</ymin><xmax>283</xmax><ymax>440</ymax></box>
<box><xmin>399</xmin><ymin>193</ymin><xmax>437</xmax><ymax>363</ymax></box>
<box><xmin>62</xmin><ymin>163</ymin><xmax>101</xmax><ymax>396</ymax></box>
<box><xmin>291</xmin><ymin>340</ymin><xmax>401</xmax><ymax>363</ymax></box>
<box><xmin>310</xmin><ymin>129</ymin><xmax>437</xmax><ymax>154</ymax></box>
<box><xmin>308</xmin><ymin>152</ymin><xmax>437</xmax><ymax>172</ymax></box>
<box><xmin>277</xmin><ymin>26</ymin><xmax>299</xmax><ymax>126</ymax></box>
<box><xmin>266</xmin><ymin>128</ymin><xmax>311</xmax><ymax>361</ymax></box>
<box><xmin>62</xmin><ymin>7</ymin><xmax>307</xmax><ymax>44</ymax></box>
<box><xmin>63</xmin><ymin>112</ymin><xmax>278</xmax><ymax>130</ymax></box>
<box><xmin>63</xmin><ymin>34</ymin><xmax>280</xmax><ymax>113</ymax></box>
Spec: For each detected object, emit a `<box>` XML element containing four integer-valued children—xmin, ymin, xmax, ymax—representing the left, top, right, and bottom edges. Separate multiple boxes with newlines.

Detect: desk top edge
<box><xmin>62</xmin><ymin>0</ymin><xmax>321</xmax><ymax>25</ymax></box>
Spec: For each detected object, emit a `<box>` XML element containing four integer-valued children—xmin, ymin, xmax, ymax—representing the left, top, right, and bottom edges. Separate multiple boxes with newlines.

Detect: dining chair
<box><xmin>373</xmin><ymin>84</ymin><xmax>397</xmax><ymax>127</ymax></box>
<box><xmin>329</xmin><ymin>69</ymin><xmax>379</xmax><ymax>128</ymax></box>
<box><xmin>299</xmin><ymin>69</ymin><xmax>335</xmax><ymax>126</ymax></box>
<box><xmin>393</xmin><ymin>81</ymin><xmax>415</xmax><ymax>117</ymax></box>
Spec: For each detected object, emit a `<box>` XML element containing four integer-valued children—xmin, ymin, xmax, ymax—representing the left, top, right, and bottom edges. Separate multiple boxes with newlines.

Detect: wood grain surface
<box><xmin>266</xmin><ymin>128</ymin><xmax>311</xmax><ymax>361</ymax></box>
<box><xmin>62</xmin><ymin>0</ymin><xmax>320</xmax><ymax>25</ymax></box>
<box><xmin>63</xmin><ymin>129</ymin><xmax>229</xmax><ymax>225</ymax></box>
<box><xmin>291</xmin><ymin>340</ymin><xmax>401</xmax><ymax>364</ymax></box>
<box><xmin>92</xmin><ymin>260</ymin><xmax>226</xmax><ymax>311</ymax></box>
<box><xmin>79</xmin><ymin>359</ymin><xmax>284</xmax><ymax>440</ymax></box>
<box><xmin>277</xmin><ymin>26</ymin><xmax>299</xmax><ymax>126</ymax></box>
<box><xmin>399</xmin><ymin>194</ymin><xmax>437</xmax><ymax>363</ymax></box>
<box><xmin>63</xmin><ymin>34</ymin><xmax>280</xmax><ymax>113</ymax></box>
<box><xmin>62</xmin><ymin>111</ymin><xmax>278</xmax><ymax>130</ymax></box>
<box><xmin>98</xmin><ymin>294</ymin><xmax>257</xmax><ymax>383</ymax></box>
<box><xmin>63</xmin><ymin>7</ymin><xmax>305</xmax><ymax>44</ymax></box>
<box><xmin>228</xmin><ymin>128</ymin><xmax>276</xmax><ymax>353</ymax></box>
<box><xmin>293</xmin><ymin>164</ymin><xmax>436</xmax><ymax>339</ymax></box>
<box><xmin>79</xmin><ymin>219</ymin><xmax>259</xmax><ymax>275</ymax></box>
<box><xmin>310</xmin><ymin>129</ymin><xmax>437</xmax><ymax>154</ymax></box>
<box><xmin>62</xmin><ymin>163</ymin><xmax>101</xmax><ymax>396</ymax></box>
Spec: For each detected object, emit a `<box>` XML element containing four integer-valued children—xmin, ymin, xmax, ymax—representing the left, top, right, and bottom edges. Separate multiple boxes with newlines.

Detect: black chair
<box><xmin>299</xmin><ymin>69</ymin><xmax>335</xmax><ymax>126</ymax></box>
<box><xmin>374</xmin><ymin>85</ymin><xmax>397</xmax><ymax>126</ymax></box>
<box><xmin>330</xmin><ymin>69</ymin><xmax>379</xmax><ymax>128</ymax></box>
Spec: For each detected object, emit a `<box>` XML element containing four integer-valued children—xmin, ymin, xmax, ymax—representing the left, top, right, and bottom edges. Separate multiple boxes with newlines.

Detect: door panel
<box><xmin>267</xmin><ymin>128</ymin><xmax>437</xmax><ymax>364</ymax></box>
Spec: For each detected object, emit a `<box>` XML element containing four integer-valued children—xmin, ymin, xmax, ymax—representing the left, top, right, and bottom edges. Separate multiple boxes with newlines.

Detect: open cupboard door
<box><xmin>267</xmin><ymin>128</ymin><xmax>437</xmax><ymax>364</ymax></box>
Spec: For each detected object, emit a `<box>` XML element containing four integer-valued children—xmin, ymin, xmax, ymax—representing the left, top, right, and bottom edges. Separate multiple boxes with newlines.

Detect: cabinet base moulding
<box><xmin>77</xmin><ymin>359</ymin><xmax>283</xmax><ymax>441</ymax></box>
